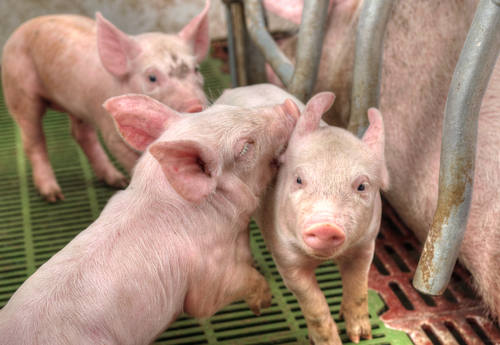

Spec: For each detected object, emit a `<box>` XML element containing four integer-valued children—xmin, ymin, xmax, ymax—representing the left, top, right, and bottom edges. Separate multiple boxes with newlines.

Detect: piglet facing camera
<box><xmin>258</xmin><ymin>106</ymin><xmax>388</xmax><ymax>345</ymax></box>
<box><xmin>1</xmin><ymin>0</ymin><xmax>210</xmax><ymax>202</ymax></box>
<box><xmin>0</xmin><ymin>94</ymin><xmax>301</xmax><ymax>345</ymax></box>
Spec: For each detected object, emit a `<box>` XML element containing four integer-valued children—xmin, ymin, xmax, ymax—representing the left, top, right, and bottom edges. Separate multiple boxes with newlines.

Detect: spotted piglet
<box><xmin>1</xmin><ymin>1</ymin><xmax>210</xmax><ymax>202</ymax></box>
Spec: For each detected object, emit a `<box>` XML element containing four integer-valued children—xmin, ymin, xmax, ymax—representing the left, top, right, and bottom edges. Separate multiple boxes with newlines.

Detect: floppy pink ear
<box><xmin>149</xmin><ymin>140</ymin><xmax>220</xmax><ymax>204</ymax></box>
<box><xmin>293</xmin><ymin>92</ymin><xmax>336</xmax><ymax>138</ymax></box>
<box><xmin>363</xmin><ymin>108</ymin><xmax>389</xmax><ymax>189</ymax></box>
<box><xmin>103</xmin><ymin>94</ymin><xmax>182</xmax><ymax>151</ymax></box>
<box><xmin>96</xmin><ymin>12</ymin><xmax>141</xmax><ymax>76</ymax></box>
<box><xmin>178</xmin><ymin>0</ymin><xmax>210</xmax><ymax>62</ymax></box>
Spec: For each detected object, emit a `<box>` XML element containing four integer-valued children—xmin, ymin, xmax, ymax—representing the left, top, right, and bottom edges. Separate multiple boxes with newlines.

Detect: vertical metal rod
<box><xmin>243</xmin><ymin>0</ymin><xmax>268</xmax><ymax>85</ymax></box>
<box><xmin>413</xmin><ymin>0</ymin><xmax>500</xmax><ymax>296</ymax></box>
<box><xmin>286</xmin><ymin>0</ymin><xmax>329</xmax><ymax>103</ymax></box>
<box><xmin>348</xmin><ymin>0</ymin><xmax>395</xmax><ymax>138</ymax></box>
<box><xmin>231</xmin><ymin>2</ymin><xmax>248</xmax><ymax>86</ymax></box>
<box><xmin>244</xmin><ymin>0</ymin><xmax>294</xmax><ymax>87</ymax></box>
<box><xmin>224</xmin><ymin>1</ymin><xmax>239</xmax><ymax>87</ymax></box>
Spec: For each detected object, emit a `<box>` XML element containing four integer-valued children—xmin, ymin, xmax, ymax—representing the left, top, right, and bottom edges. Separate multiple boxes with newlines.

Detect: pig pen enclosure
<box><xmin>0</xmin><ymin>44</ymin><xmax>499</xmax><ymax>345</ymax></box>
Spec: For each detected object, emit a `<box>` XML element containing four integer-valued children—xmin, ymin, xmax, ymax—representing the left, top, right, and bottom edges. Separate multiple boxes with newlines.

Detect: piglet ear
<box><xmin>293</xmin><ymin>92</ymin><xmax>336</xmax><ymax>138</ymax></box>
<box><xmin>149</xmin><ymin>140</ymin><xmax>220</xmax><ymax>204</ymax></box>
<box><xmin>103</xmin><ymin>94</ymin><xmax>182</xmax><ymax>151</ymax></box>
<box><xmin>178</xmin><ymin>0</ymin><xmax>210</xmax><ymax>62</ymax></box>
<box><xmin>96</xmin><ymin>12</ymin><xmax>141</xmax><ymax>76</ymax></box>
<box><xmin>363</xmin><ymin>108</ymin><xmax>389</xmax><ymax>189</ymax></box>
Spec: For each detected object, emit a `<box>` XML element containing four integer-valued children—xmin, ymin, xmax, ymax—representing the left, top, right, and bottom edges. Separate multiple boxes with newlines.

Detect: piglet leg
<box><xmin>15</xmin><ymin>103</ymin><xmax>64</xmax><ymax>202</ymax></box>
<box><xmin>69</xmin><ymin>114</ymin><xmax>129</xmax><ymax>188</ymax></box>
<box><xmin>337</xmin><ymin>241</ymin><xmax>374</xmax><ymax>344</ymax></box>
<box><xmin>277</xmin><ymin>261</ymin><xmax>341</xmax><ymax>345</ymax></box>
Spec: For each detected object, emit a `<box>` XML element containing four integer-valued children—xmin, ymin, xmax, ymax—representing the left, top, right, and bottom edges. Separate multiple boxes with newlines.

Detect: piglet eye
<box><xmin>195</xmin><ymin>66</ymin><xmax>200</xmax><ymax>73</ymax></box>
<box><xmin>149</xmin><ymin>75</ymin><xmax>157</xmax><ymax>82</ymax></box>
<box><xmin>297</xmin><ymin>176</ymin><xmax>302</xmax><ymax>184</ymax></box>
<box><xmin>357</xmin><ymin>183</ymin><xmax>366</xmax><ymax>191</ymax></box>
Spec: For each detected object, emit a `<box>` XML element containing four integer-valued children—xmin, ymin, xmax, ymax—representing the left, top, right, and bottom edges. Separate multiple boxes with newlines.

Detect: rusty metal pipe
<box><xmin>348</xmin><ymin>0</ymin><xmax>395</xmax><ymax>138</ymax></box>
<box><xmin>244</xmin><ymin>0</ymin><xmax>294</xmax><ymax>87</ymax></box>
<box><xmin>287</xmin><ymin>0</ymin><xmax>329</xmax><ymax>103</ymax></box>
<box><xmin>413</xmin><ymin>0</ymin><xmax>500</xmax><ymax>296</ymax></box>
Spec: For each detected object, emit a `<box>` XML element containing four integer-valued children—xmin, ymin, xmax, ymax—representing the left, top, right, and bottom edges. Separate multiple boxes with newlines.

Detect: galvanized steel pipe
<box><xmin>348</xmin><ymin>0</ymin><xmax>395</xmax><ymax>138</ymax></box>
<box><xmin>244</xmin><ymin>0</ymin><xmax>294</xmax><ymax>87</ymax></box>
<box><xmin>413</xmin><ymin>0</ymin><xmax>500</xmax><ymax>295</ymax></box>
<box><xmin>287</xmin><ymin>0</ymin><xmax>329</xmax><ymax>102</ymax></box>
<box><xmin>231</xmin><ymin>2</ymin><xmax>248</xmax><ymax>86</ymax></box>
<box><xmin>224</xmin><ymin>0</ymin><xmax>239</xmax><ymax>87</ymax></box>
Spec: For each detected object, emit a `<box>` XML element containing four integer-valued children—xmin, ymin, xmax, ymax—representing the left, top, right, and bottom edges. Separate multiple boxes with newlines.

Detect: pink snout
<box><xmin>184</xmin><ymin>104</ymin><xmax>203</xmax><ymax>113</ymax></box>
<box><xmin>181</xmin><ymin>100</ymin><xmax>204</xmax><ymax>113</ymax></box>
<box><xmin>302</xmin><ymin>223</ymin><xmax>346</xmax><ymax>250</ymax></box>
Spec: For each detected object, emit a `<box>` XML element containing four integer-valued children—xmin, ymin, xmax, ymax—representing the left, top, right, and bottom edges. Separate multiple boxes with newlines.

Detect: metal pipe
<box><xmin>243</xmin><ymin>1</ymin><xmax>268</xmax><ymax>85</ymax></box>
<box><xmin>244</xmin><ymin>0</ymin><xmax>295</xmax><ymax>87</ymax></box>
<box><xmin>348</xmin><ymin>0</ymin><xmax>395</xmax><ymax>138</ymax></box>
<box><xmin>287</xmin><ymin>0</ymin><xmax>329</xmax><ymax>103</ymax></box>
<box><xmin>231</xmin><ymin>2</ymin><xmax>248</xmax><ymax>86</ymax></box>
<box><xmin>413</xmin><ymin>0</ymin><xmax>500</xmax><ymax>296</ymax></box>
<box><xmin>224</xmin><ymin>0</ymin><xmax>239</xmax><ymax>87</ymax></box>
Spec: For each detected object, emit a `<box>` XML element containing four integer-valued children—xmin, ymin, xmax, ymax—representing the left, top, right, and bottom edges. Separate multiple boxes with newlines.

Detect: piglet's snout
<box><xmin>182</xmin><ymin>100</ymin><xmax>204</xmax><ymax>113</ymax></box>
<box><xmin>302</xmin><ymin>223</ymin><xmax>346</xmax><ymax>249</ymax></box>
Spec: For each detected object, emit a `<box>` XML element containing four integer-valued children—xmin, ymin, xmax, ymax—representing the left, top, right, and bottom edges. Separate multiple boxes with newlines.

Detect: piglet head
<box><xmin>278</xmin><ymin>107</ymin><xmax>388</xmax><ymax>259</ymax></box>
<box><xmin>104</xmin><ymin>93</ymin><xmax>301</xmax><ymax>207</ymax></box>
<box><xmin>96</xmin><ymin>0</ymin><xmax>210</xmax><ymax>114</ymax></box>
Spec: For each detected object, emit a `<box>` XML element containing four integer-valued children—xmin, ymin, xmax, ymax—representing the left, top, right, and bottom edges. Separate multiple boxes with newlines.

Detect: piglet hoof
<box><xmin>99</xmin><ymin>170</ymin><xmax>130</xmax><ymax>189</ymax></box>
<box><xmin>308</xmin><ymin>318</ymin><xmax>342</xmax><ymax>345</ymax></box>
<box><xmin>36</xmin><ymin>181</ymin><xmax>65</xmax><ymax>203</ymax></box>
<box><xmin>339</xmin><ymin>306</ymin><xmax>372</xmax><ymax>344</ymax></box>
<box><xmin>245</xmin><ymin>281</ymin><xmax>272</xmax><ymax>316</ymax></box>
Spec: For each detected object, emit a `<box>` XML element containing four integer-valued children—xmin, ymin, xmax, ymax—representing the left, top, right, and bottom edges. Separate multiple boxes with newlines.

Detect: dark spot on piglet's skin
<box><xmin>169</xmin><ymin>62</ymin><xmax>190</xmax><ymax>80</ymax></box>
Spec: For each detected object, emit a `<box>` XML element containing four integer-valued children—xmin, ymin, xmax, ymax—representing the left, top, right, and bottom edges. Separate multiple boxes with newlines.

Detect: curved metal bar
<box><xmin>287</xmin><ymin>0</ymin><xmax>329</xmax><ymax>103</ymax></box>
<box><xmin>348</xmin><ymin>0</ymin><xmax>395</xmax><ymax>138</ymax></box>
<box><xmin>413</xmin><ymin>0</ymin><xmax>500</xmax><ymax>295</ymax></box>
<box><xmin>244</xmin><ymin>0</ymin><xmax>294</xmax><ymax>87</ymax></box>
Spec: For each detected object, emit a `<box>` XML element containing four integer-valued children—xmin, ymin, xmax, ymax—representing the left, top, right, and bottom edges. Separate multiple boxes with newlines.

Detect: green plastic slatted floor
<box><xmin>0</xmin><ymin>57</ymin><xmax>412</xmax><ymax>344</ymax></box>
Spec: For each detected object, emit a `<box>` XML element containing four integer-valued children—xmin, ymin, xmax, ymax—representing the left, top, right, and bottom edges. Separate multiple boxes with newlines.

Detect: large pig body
<box><xmin>266</xmin><ymin>0</ymin><xmax>500</xmax><ymax>320</ymax></box>
<box><xmin>0</xmin><ymin>93</ymin><xmax>305</xmax><ymax>344</ymax></box>
<box><xmin>217</xmin><ymin>84</ymin><xmax>386</xmax><ymax>344</ymax></box>
<box><xmin>1</xmin><ymin>2</ymin><xmax>210</xmax><ymax>202</ymax></box>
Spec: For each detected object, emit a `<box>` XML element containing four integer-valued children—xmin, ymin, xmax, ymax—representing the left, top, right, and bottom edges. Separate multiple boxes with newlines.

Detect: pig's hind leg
<box><xmin>4</xmin><ymin>91</ymin><xmax>63</xmax><ymax>202</ymax></box>
<box><xmin>227</xmin><ymin>264</ymin><xmax>273</xmax><ymax>316</ymax></box>
<box><xmin>3</xmin><ymin>45</ymin><xmax>64</xmax><ymax>202</ymax></box>
<box><xmin>69</xmin><ymin>114</ymin><xmax>129</xmax><ymax>189</ymax></box>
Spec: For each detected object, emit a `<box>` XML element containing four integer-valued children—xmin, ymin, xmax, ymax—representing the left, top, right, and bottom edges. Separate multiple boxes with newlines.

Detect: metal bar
<box><xmin>286</xmin><ymin>0</ymin><xmax>329</xmax><ymax>103</ymax></box>
<box><xmin>244</xmin><ymin>0</ymin><xmax>294</xmax><ymax>87</ymax></box>
<box><xmin>231</xmin><ymin>2</ymin><xmax>248</xmax><ymax>86</ymax></box>
<box><xmin>348</xmin><ymin>0</ymin><xmax>395</xmax><ymax>138</ymax></box>
<box><xmin>224</xmin><ymin>0</ymin><xmax>239</xmax><ymax>87</ymax></box>
<box><xmin>413</xmin><ymin>0</ymin><xmax>500</xmax><ymax>296</ymax></box>
<box><xmin>243</xmin><ymin>1</ymin><xmax>268</xmax><ymax>85</ymax></box>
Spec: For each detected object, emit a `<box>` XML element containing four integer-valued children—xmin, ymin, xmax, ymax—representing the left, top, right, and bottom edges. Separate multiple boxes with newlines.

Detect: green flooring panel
<box><xmin>0</xmin><ymin>57</ymin><xmax>412</xmax><ymax>344</ymax></box>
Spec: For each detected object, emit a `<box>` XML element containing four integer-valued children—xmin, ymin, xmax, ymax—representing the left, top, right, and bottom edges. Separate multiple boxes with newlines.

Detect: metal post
<box><xmin>286</xmin><ymin>0</ymin><xmax>329</xmax><ymax>102</ymax></box>
<box><xmin>231</xmin><ymin>2</ymin><xmax>248</xmax><ymax>86</ymax></box>
<box><xmin>244</xmin><ymin>0</ymin><xmax>295</xmax><ymax>87</ymax></box>
<box><xmin>413</xmin><ymin>0</ymin><xmax>500</xmax><ymax>296</ymax></box>
<box><xmin>243</xmin><ymin>1</ymin><xmax>268</xmax><ymax>85</ymax></box>
<box><xmin>224</xmin><ymin>0</ymin><xmax>239</xmax><ymax>87</ymax></box>
<box><xmin>348</xmin><ymin>0</ymin><xmax>395</xmax><ymax>138</ymax></box>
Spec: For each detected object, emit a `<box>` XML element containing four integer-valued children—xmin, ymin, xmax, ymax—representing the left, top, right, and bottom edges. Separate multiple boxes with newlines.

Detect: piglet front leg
<box><xmin>337</xmin><ymin>240</ymin><xmax>375</xmax><ymax>343</ymax></box>
<box><xmin>276</xmin><ymin>259</ymin><xmax>341</xmax><ymax>345</ymax></box>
